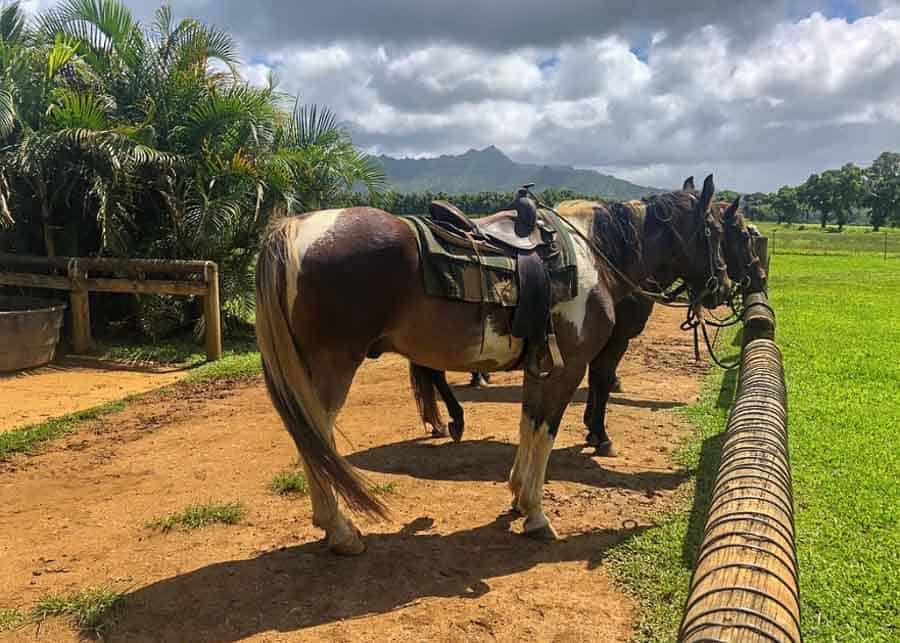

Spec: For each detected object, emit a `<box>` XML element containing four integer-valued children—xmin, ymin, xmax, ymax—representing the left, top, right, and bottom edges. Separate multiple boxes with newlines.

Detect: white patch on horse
<box><xmin>285</xmin><ymin>209</ymin><xmax>345</xmax><ymax>314</ymax></box>
<box><xmin>552</xmin><ymin>234</ymin><xmax>599</xmax><ymax>341</ymax></box>
<box><xmin>466</xmin><ymin>316</ymin><xmax>523</xmax><ymax>369</ymax></box>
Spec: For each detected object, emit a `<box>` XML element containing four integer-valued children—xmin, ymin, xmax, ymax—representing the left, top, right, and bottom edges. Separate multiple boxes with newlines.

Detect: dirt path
<box><xmin>0</xmin><ymin>358</ymin><xmax>189</xmax><ymax>432</ymax></box>
<box><xmin>0</xmin><ymin>307</ymin><xmax>706</xmax><ymax>642</ymax></box>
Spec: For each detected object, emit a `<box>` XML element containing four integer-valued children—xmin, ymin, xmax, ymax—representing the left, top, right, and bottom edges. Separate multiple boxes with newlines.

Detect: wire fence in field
<box><xmin>761</xmin><ymin>226</ymin><xmax>900</xmax><ymax>259</ymax></box>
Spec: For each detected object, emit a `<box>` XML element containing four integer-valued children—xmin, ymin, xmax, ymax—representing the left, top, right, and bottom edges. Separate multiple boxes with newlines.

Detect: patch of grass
<box><xmin>0</xmin><ymin>608</ymin><xmax>26</xmax><ymax>631</ymax></box>
<box><xmin>0</xmin><ymin>399</ymin><xmax>127</xmax><ymax>459</ymax></box>
<box><xmin>270</xmin><ymin>469</ymin><xmax>308</xmax><ymax>495</ymax></box>
<box><xmin>97</xmin><ymin>329</ymin><xmax>258</xmax><ymax>367</ymax></box>
<box><xmin>611</xmin><ymin>252</ymin><xmax>900</xmax><ymax>642</ymax></box>
<box><xmin>32</xmin><ymin>586</ymin><xmax>125</xmax><ymax>637</ymax></box>
<box><xmin>184</xmin><ymin>350</ymin><xmax>261</xmax><ymax>383</ymax></box>
<box><xmin>369</xmin><ymin>481</ymin><xmax>398</xmax><ymax>495</ymax></box>
<box><xmin>147</xmin><ymin>501</ymin><xmax>246</xmax><ymax>532</ymax></box>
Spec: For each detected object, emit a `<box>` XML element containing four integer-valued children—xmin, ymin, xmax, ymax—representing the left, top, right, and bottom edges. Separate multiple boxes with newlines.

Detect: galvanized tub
<box><xmin>0</xmin><ymin>296</ymin><xmax>67</xmax><ymax>372</ymax></box>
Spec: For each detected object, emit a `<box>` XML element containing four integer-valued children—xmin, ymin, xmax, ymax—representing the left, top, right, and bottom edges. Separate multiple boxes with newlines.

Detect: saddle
<box><xmin>426</xmin><ymin>185</ymin><xmax>563</xmax><ymax>376</ymax></box>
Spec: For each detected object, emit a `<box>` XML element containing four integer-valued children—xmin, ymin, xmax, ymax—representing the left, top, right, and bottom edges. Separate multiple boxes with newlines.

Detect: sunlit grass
<box><xmin>610</xmin><ymin>252</ymin><xmax>899</xmax><ymax>642</ymax></box>
<box><xmin>32</xmin><ymin>586</ymin><xmax>125</xmax><ymax>637</ymax></box>
<box><xmin>147</xmin><ymin>501</ymin><xmax>246</xmax><ymax>532</ymax></box>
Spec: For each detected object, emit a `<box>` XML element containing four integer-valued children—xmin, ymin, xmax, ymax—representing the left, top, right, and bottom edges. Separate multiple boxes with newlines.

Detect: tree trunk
<box><xmin>41</xmin><ymin>203</ymin><xmax>55</xmax><ymax>257</ymax></box>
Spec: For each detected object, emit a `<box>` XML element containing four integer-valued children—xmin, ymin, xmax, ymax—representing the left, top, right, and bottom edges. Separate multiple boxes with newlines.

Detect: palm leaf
<box><xmin>1</xmin><ymin>2</ymin><xmax>26</xmax><ymax>44</ymax></box>
<box><xmin>0</xmin><ymin>83</ymin><xmax>14</xmax><ymax>138</ymax></box>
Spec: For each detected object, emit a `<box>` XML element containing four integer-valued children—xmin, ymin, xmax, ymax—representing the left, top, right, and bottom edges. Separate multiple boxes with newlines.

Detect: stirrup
<box><xmin>524</xmin><ymin>334</ymin><xmax>564</xmax><ymax>379</ymax></box>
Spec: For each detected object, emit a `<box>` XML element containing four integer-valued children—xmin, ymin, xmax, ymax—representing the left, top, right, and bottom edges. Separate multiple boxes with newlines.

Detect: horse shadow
<box><xmin>109</xmin><ymin>514</ymin><xmax>647</xmax><ymax>642</ymax></box>
<box><xmin>348</xmin><ymin>438</ymin><xmax>687</xmax><ymax>494</ymax></box>
<box><xmin>453</xmin><ymin>384</ymin><xmax>686</xmax><ymax>411</ymax></box>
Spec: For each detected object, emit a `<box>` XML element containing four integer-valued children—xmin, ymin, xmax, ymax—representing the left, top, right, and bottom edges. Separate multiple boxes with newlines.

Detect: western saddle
<box><xmin>426</xmin><ymin>184</ymin><xmax>563</xmax><ymax>376</ymax></box>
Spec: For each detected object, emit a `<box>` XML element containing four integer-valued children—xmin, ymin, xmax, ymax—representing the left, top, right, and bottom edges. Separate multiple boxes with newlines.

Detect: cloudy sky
<box><xmin>24</xmin><ymin>0</ymin><xmax>900</xmax><ymax>191</ymax></box>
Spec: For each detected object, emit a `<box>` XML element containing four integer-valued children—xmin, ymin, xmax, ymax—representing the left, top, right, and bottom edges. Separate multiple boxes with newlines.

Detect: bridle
<box><xmin>533</xmin><ymin>189</ymin><xmax>727</xmax><ymax>311</ymax></box>
<box><xmin>676</xmin><ymin>191</ymin><xmax>728</xmax><ymax>309</ymax></box>
<box><xmin>531</xmin><ymin>187</ymin><xmax>748</xmax><ymax>370</ymax></box>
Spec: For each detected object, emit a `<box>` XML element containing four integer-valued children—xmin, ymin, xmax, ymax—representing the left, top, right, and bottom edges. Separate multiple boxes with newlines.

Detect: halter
<box><xmin>533</xmin><ymin>189</ymin><xmax>726</xmax><ymax>310</ymax></box>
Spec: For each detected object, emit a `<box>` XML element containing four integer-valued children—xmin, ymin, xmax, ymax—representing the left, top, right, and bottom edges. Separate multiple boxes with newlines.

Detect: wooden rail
<box><xmin>678</xmin><ymin>288</ymin><xmax>801</xmax><ymax>642</ymax></box>
<box><xmin>0</xmin><ymin>254</ymin><xmax>222</xmax><ymax>361</ymax></box>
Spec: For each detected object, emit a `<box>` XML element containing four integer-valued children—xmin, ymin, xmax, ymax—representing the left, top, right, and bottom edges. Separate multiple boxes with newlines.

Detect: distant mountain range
<box><xmin>375</xmin><ymin>145</ymin><xmax>663</xmax><ymax>200</ymax></box>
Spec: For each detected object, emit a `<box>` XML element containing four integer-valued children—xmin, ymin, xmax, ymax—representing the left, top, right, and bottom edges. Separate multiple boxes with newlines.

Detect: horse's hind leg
<box><xmin>409</xmin><ymin>363</ymin><xmax>449</xmax><ymax>437</ymax></box>
<box><xmin>510</xmin><ymin>362</ymin><xmax>587</xmax><ymax>539</ymax></box>
<box><xmin>292</xmin><ymin>355</ymin><xmax>366</xmax><ymax>555</ymax></box>
<box><xmin>430</xmin><ymin>370</ymin><xmax>465</xmax><ymax>442</ymax></box>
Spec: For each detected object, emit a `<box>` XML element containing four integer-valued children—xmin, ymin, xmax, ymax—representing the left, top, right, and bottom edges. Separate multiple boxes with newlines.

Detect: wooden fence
<box><xmin>0</xmin><ymin>254</ymin><xmax>222</xmax><ymax>361</ymax></box>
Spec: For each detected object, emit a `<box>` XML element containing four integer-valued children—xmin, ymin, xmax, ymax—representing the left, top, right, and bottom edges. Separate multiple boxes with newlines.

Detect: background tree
<box><xmin>769</xmin><ymin>185</ymin><xmax>804</xmax><ymax>224</ymax></box>
<box><xmin>864</xmin><ymin>152</ymin><xmax>900</xmax><ymax>231</ymax></box>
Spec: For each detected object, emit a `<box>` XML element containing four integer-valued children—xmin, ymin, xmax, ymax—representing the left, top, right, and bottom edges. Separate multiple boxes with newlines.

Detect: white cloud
<box><xmin>21</xmin><ymin>0</ymin><xmax>900</xmax><ymax>191</ymax></box>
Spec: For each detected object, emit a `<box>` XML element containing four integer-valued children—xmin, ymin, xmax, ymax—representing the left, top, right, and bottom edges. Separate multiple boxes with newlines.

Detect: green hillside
<box><xmin>376</xmin><ymin>145</ymin><xmax>663</xmax><ymax>200</ymax></box>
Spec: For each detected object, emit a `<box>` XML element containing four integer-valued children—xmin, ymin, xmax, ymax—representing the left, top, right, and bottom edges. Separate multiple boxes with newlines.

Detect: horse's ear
<box><xmin>682</xmin><ymin>176</ymin><xmax>695</xmax><ymax>191</ymax></box>
<box><xmin>699</xmin><ymin>174</ymin><xmax>715</xmax><ymax>211</ymax></box>
<box><xmin>724</xmin><ymin>195</ymin><xmax>740</xmax><ymax>221</ymax></box>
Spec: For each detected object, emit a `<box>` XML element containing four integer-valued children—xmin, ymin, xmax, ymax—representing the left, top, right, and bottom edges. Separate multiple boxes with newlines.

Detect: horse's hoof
<box><xmin>585</xmin><ymin>432</ymin><xmax>602</xmax><ymax>447</ymax></box>
<box><xmin>523</xmin><ymin>523</ymin><xmax>558</xmax><ymax>542</ymax></box>
<box><xmin>448</xmin><ymin>420</ymin><xmax>464</xmax><ymax>443</ymax></box>
<box><xmin>595</xmin><ymin>440</ymin><xmax>617</xmax><ymax>457</ymax></box>
<box><xmin>330</xmin><ymin>530</ymin><xmax>366</xmax><ymax>556</ymax></box>
<box><xmin>429</xmin><ymin>423</ymin><xmax>450</xmax><ymax>438</ymax></box>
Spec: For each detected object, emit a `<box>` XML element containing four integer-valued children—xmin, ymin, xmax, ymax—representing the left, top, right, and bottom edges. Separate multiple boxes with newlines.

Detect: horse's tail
<box><xmin>255</xmin><ymin>217</ymin><xmax>388</xmax><ymax>519</ymax></box>
<box><xmin>408</xmin><ymin>362</ymin><xmax>445</xmax><ymax>434</ymax></box>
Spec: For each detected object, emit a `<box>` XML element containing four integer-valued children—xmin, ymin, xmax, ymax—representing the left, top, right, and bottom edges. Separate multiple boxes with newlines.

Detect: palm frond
<box><xmin>0</xmin><ymin>2</ymin><xmax>26</xmax><ymax>44</ymax></box>
<box><xmin>46</xmin><ymin>89</ymin><xmax>109</xmax><ymax>130</ymax></box>
<box><xmin>0</xmin><ymin>83</ymin><xmax>15</xmax><ymax>138</ymax></box>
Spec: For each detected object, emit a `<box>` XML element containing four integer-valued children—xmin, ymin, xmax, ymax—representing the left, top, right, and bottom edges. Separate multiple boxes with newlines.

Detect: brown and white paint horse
<box><xmin>254</xmin><ymin>174</ymin><xmax>730</xmax><ymax>554</ymax></box>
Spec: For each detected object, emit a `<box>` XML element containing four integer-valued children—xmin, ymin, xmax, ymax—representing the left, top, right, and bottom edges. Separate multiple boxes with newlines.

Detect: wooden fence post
<box><xmin>203</xmin><ymin>261</ymin><xmax>223</xmax><ymax>361</ymax></box>
<box><xmin>68</xmin><ymin>259</ymin><xmax>92</xmax><ymax>353</ymax></box>
<box><xmin>755</xmin><ymin>235</ymin><xmax>770</xmax><ymax>274</ymax></box>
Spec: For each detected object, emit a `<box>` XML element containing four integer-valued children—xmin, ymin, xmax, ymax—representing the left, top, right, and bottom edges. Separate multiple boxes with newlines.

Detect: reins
<box><xmin>532</xmin><ymin>193</ymin><xmax>710</xmax><ymax>310</ymax></box>
<box><xmin>531</xmin><ymin>190</ymin><xmax>749</xmax><ymax>371</ymax></box>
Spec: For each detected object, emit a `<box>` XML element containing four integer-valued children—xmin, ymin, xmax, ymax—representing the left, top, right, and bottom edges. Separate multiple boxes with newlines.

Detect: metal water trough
<box><xmin>0</xmin><ymin>295</ymin><xmax>67</xmax><ymax>372</ymax></box>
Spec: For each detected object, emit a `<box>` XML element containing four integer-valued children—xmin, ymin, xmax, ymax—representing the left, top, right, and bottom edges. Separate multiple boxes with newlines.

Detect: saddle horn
<box><xmin>511</xmin><ymin>183</ymin><xmax>538</xmax><ymax>233</ymax></box>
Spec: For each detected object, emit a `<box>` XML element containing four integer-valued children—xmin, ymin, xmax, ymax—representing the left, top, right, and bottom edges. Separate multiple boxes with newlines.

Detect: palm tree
<box><xmin>1</xmin><ymin>0</ymin><xmax>386</xmax><ymax>336</ymax></box>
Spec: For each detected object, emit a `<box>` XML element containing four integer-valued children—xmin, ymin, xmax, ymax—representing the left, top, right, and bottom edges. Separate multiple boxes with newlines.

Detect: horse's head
<box><xmin>714</xmin><ymin>196</ymin><xmax>768</xmax><ymax>295</ymax></box>
<box><xmin>646</xmin><ymin>174</ymin><xmax>731</xmax><ymax>309</ymax></box>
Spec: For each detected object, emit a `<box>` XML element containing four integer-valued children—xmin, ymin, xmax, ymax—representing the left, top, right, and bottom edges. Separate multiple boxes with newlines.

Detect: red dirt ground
<box><xmin>0</xmin><ymin>357</ymin><xmax>188</xmax><ymax>432</ymax></box>
<box><xmin>0</xmin><ymin>307</ymin><xmax>707</xmax><ymax>642</ymax></box>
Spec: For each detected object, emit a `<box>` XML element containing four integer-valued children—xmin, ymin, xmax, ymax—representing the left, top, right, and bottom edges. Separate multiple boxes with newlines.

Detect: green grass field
<box><xmin>755</xmin><ymin>221</ymin><xmax>900</xmax><ymax>257</ymax></box>
<box><xmin>613</xmin><ymin>227</ymin><xmax>900</xmax><ymax>641</ymax></box>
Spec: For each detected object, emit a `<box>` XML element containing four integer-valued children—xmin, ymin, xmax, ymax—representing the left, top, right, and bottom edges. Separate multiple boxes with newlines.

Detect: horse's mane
<box><xmin>642</xmin><ymin>191</ymin><xmax>697</xmax><ymax>225</ymax></box>
<box><xmin>589</xmin><ymin>200</ymin><xmax>644</xmax><ymax>272</ymax></box>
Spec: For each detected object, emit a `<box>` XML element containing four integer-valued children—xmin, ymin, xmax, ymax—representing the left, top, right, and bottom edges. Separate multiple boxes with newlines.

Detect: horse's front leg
<box><xmin>510</xmin><ymin>362</ymin><xmax>587</xmax><ymax>540</ymax></box>
<box><xmin>584</xmin><ymin>336</ymin><xmax>631</xmax><ymax>457</ymax></box>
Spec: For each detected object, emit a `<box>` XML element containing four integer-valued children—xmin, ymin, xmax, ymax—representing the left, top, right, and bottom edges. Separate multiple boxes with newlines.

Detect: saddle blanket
<box><xmin>398</xmin><ymin>209</ymin><xmax>579</xmax><ymax>308</ymax></box>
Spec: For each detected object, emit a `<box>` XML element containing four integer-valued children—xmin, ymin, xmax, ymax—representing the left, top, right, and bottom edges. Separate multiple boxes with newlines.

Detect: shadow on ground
<box><xmin>681</xmin><ymin>360</ymin><xmax>737</xmax><ymax>566</ymax></box>
<box><xmin>110</xmin><ymin>514</ymin><xmax>647</xmax><ymax>642</ymax></box>
<box><xmin>349</xmin><ymin>439</ymin><xmax>688</xmax><ymax>491</ymax></box>
<box><xmin>453</xmin><ymin>384</ymin><xmax>686</xmax><ymax>411</ymax></box>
